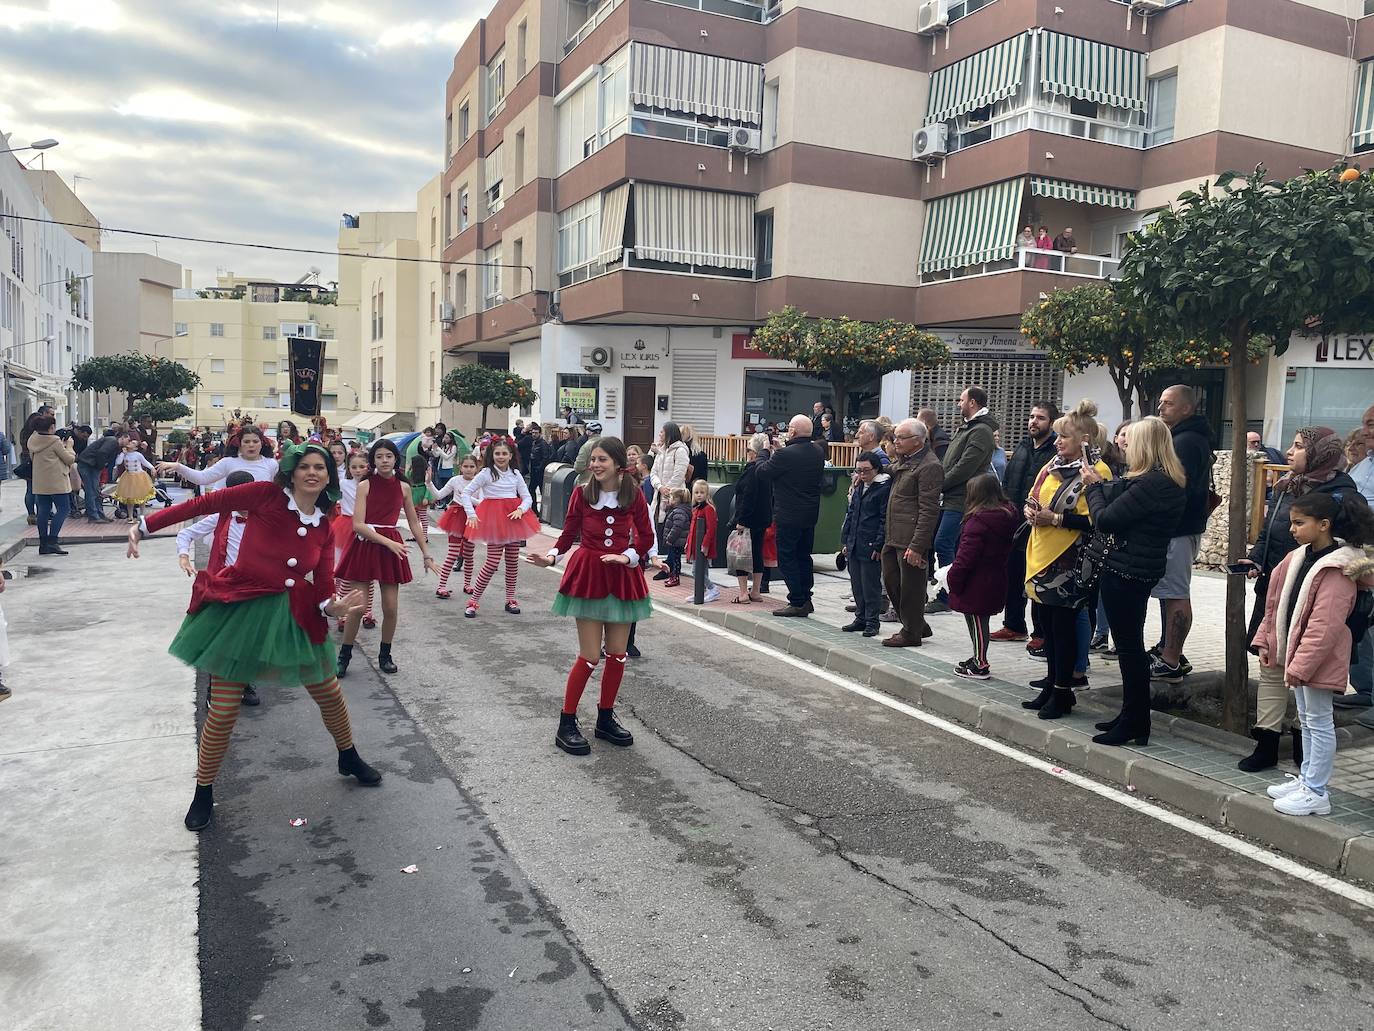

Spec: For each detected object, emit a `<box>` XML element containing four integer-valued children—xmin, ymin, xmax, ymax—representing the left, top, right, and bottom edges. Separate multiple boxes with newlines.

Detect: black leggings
<box><xmin>1043</xmin><ymin>604</ymin><xmax>1081</xmax><ymax>688</ymax></box>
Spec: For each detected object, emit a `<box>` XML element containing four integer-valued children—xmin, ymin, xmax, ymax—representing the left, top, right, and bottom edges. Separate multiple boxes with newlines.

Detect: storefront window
<box><xmin>741</xmin><ymin>369</ymin><xmax>879</xmax><ymax>433</ymax></box>
<box><xmin>1281</xmin><ymin>367</ymin><xmax>1374</xmax><ymax>448</ymax></box>
<box><xmin>557</xmin><ymin>373</ymin><xmax>600</xmax><ymax>419</ymax></box>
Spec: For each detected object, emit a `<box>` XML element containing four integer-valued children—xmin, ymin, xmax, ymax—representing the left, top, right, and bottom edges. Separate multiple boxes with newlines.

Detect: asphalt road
<box><xmin>197</xmin><ymin>560</ymin><xmax>1374</xmax><ymax>1031</ymax></box>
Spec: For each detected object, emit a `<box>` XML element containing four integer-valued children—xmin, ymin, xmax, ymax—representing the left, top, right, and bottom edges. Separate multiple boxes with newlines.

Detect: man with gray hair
<box><xmin>759</xmin><ymin>414</ymin><xmax>825</xmax><ymax>617</ymax></box>
<box><xmin>1150</xmin><ymin>383</ymin><xmax>1214</xmax><ymax>683</ymax></box>
<box><xmin>881</xmin><ymin>417</ymin><xmax>943</xmax><ymax>647</ymax></box>
<box><xmin>854</xmin><ymin>420</ymin><xmax>890</xmax><ymax>467</ymax></box>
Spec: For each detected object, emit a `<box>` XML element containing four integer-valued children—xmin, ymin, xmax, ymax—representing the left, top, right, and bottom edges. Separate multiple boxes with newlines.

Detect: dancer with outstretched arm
<box><xmin>527</xmin><ymin>437</ymin><xmax>657</xmax><ymax>755</ymax></box>
<box><xmin>128</xmin><ymin>443</ymin><xmax>382</xmax><ymax>832</ymax></box>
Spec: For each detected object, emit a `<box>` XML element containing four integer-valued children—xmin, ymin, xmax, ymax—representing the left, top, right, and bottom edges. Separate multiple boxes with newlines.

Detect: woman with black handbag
<box><xmin>1021</xmin><ymin>401</ymin><xmax>1113</xmax><ymax>720</ymax></box>
<box><xmin>1082</xmin><ymin>417</ymin><xmax>1187</xmax><ymax>745</ymax></box>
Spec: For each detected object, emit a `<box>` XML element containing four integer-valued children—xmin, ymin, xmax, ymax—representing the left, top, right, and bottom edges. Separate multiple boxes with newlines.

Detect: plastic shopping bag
<box><xmin>726</xmin><ymin>527</ymin><xmax>753</xmax><ymax>575</ymax></box>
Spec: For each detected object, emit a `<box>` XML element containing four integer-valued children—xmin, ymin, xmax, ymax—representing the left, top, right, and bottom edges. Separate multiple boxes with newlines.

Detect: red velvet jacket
<box><xmin>688</xmin><ymin>502</ymin><xmax>718</xmax><ymax>561</ymax></box>
<box><xmin>145</xmin><ymin>482</ymin><xmax>336</xmax><ymax>643</ymax></box>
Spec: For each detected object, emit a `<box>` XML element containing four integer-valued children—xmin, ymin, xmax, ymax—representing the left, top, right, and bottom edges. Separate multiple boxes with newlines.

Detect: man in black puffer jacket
<box><xmin>994</xmin><ymin>401</ymin><xmax>1059</xmax><ymax>644</ymax></box>
<box><xmin>758</xmin><ymin>414</ymin><xmax>824</xmax><ymax>617</ymax></box>
<box><xmin>1150</xmin><ymin>385</ymin><xmax>1214</xmax><ymax>683</ymax></box>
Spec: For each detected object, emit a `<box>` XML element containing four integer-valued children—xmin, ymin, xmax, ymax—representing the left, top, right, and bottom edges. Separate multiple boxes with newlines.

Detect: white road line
<box><xmin>652</xmin><ymin>602</ymin><xmax>1374</xmax><ymax>912</ymax></box>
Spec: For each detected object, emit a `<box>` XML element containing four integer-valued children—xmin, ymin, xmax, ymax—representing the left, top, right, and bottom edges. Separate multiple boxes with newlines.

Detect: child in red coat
<box><xmin>947</xmin><ymin>474</ymin><xmax>1020</xmax><ymax>681</ymax></box>
<box><xmin>688</xmin><ymin>479</ymin><xmax>720</xmax><ymax>603</ymax></box>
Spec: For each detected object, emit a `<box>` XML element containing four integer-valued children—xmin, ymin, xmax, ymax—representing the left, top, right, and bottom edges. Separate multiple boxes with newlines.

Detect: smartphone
<box><xmin>1226</xmin><ymin>562</ymin><xmax>1252</xmax><ymax>575</ymax></box>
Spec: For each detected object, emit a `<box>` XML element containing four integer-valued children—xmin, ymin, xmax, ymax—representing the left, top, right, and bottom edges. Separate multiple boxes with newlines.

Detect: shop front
<box><xmin>1263</xmin><ymin>331</ymin><xmax>1374</xmax><ymax>451</ymax></box>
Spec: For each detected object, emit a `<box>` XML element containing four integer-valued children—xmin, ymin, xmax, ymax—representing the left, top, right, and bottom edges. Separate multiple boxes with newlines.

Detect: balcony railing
<box><xmin>952</xmin><ymin>104</ymin><xmax>1147</xmax><ymax>154</ymax></box>
<box><xmin>564</xmin><ymin>0</ymin><xmax>622</xmax><ymax>55</ymax></box>
<box><xmin>623</xmin><ymin>111</ymin><xmax>734</xmax><ymax>148</ymax></box>
<box><xmin>649</xmin><ymin>0</ymin><xmax>770</xmax><ymax>22</ymax></box>
<box><xmin>919</xmin><ymin>246</ymin><xmax>1120</xmax><ymax>285</ymax></box>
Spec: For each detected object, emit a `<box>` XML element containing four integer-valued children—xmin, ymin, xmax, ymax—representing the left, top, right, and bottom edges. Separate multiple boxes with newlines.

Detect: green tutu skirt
<box><xmin>551</xmin><ymin>593</ymin><xmax>652</xmax><ymax>624</ymax></box>
<box><xmin>168</xmin><ymin>592</ymin><xmax>334</xmax><ymax>685</ymax></box>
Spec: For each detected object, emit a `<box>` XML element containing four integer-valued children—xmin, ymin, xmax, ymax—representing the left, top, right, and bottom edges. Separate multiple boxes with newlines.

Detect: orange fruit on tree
<box><xmin>1340</xmin><ymin>168</ymin><xmax>1361</xmax><ymax>183</ymax></box>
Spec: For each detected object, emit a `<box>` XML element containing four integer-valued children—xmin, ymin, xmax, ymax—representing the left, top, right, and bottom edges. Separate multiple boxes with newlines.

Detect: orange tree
<box><xmin>1118</xmin><ymin>164</ymin><xmax>1374</xmax><ymax>732</ymax></box>
<box><xmin>70</xmin><ymin>352</ymin><xmax>200</xmax><ymax>422</ymax></box>
<box><xmin>441</xmin><ymin>363</ymin><xmax>537</xmax><ymax>433</ymax></box>
<box><xmin>751</xmin><ymin>306</ymin><xmax>949</xmax><ymax>429</ymax></box>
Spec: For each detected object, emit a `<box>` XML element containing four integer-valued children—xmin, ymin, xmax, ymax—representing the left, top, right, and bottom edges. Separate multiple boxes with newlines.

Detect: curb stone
<box><xmin>673</xmin><ymin>598</ymin><xmax>1373</xmax><ymax>876</ymax></box>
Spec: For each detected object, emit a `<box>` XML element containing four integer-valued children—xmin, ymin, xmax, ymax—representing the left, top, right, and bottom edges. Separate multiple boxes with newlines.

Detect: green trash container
<box><xmin>813</xmin><ymin>467</ymin><xmax>853</xmax><ymax>556</ymax></box>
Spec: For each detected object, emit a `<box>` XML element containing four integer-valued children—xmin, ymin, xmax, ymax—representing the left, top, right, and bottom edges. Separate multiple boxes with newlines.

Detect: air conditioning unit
<box><xmin>912</xmin><ymin>123</ymin><xmax>949</xmax><ymax>163</ymax></box>
<box><xmin>581</xmin><ymin>344</ymin><xmax>613</xmax><ymax>371</ymax></box>
<box><xmin>729</xmin><ymin>127</ymin><xmax>763</xmax><ymax>153</ymax></box>
<box><xmin>440</xmin><ymin>301</ymin><xmax>456</xmax><ymax>325</ymax></box>
<box><xmin>1130</xmin><ymin>0</ymin><xmax>1167</xmax><ymax>10</ymax></box>
<box><xmin>916</xmin><ymin>0</ymin><xmax>949</xmax><ymax>35</ymax></box>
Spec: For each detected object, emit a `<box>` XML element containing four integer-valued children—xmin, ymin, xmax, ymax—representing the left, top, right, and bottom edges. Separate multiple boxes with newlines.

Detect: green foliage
<box><xmin>751</xmin><ymin>306</ymin><xmax>949</xmax><ymax>425</ymax></box>
<box><xmin>440</xmin><ymin>364</ymin><xmax>537</xmax><ymax>431</ymax></box>
<box><xmin>1118</xmin><ymin>164</ymin><xmax>1374</xmax><ymax>350</ymax></box>
<box><xmin>166</xmin><ymin>429</ymin><xmax>191</xmax><ymax>446</ymax></box>
<box><xmin>70</xmin><ymin>353</ymin><xmax>201</xmax><ymax>421</ymax></box>
<box><xmin>132</xmin><ymin>398</ymin><xmax>193</xmax><ymax>424</ymax></box>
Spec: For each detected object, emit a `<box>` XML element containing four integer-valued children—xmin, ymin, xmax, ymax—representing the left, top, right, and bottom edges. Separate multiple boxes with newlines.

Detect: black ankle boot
<box><xmin>1022</xmin><ymin>684</ymin><xmax>1054</xmax><ymax>710</ymax></box>
<box><xmin>1095</xmin><ymin>713</ymin><xmax>1122</xmax><ymax>732</ymax></box>
<box><xmin>47</xmin><ymin>537</ymin><xmax>68</xmax><ymax>555</ymax></box>
<box><xmin>337</xmin><ymin>746</ymin><xmax>382</xmax><ymax>785</ymax></box>
<box><xmin>1028</xmin><ymin>676</ymin><xmax>1052</xmax><ymax>691</ymax></box>
<box><xmin>556</xmin><ymin>712</ymin><xmax>591</xmax><ymax>755</ymax></box>
<box><xmin>1290</xmin><ymin>727</ymin><xmax>1303</xmax><ymax>767</ymax></box>
<box><xmin>1093</xmin><ymin>720</ymin><xmax>1150</xmax><ymax>746</ymax></box>
<box><xmin>37</xmin><ymin>534</ymin><xmax>54</xmax><ymax>555</ymax></box>
<box><xmin>241</xmin><ymin>685</ymin><xmax>260</xmax><ymax>707</ymax></box>
<box><xmin>336</xmin><ymin>644</ymin><xmax>352</xmax><ymax>679</ymax></box>
<box><xmin>184</xmin><ymin>784</ymin><xmax>214</xmax><ymax>832</ymax></box>
<box><xmin>595</xmin><ymin>707</ymin><xmax>634</xmax><ymax>747</ymax></box>
<box><xmin>1237</xmin><ymin>728</ymin><xmax>1280</xmax><ymax>772</ymax></box>
<box><xmin>378</xmin><ymin>644</ymin><xmax>398</xmax><ymax>674</ymax></box>
<box><xmin>1038</xmin><ymin>688</ymin><xmax>1075</xmax><ymax>720</ymax></box>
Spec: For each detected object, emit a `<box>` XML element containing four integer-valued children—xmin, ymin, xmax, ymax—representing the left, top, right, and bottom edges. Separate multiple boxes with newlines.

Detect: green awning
<box><xmin>1354</xmin><ymin>60</ymin><xmax>1374</xmax><ymax>149</ymax></box>
<box><xmin>1039</xmin><ymin>31</ymin><xmax>1146</xmax><ymax>112</ymax></box>
<box><xmin>1030</xmin><ymin>176</ymin><xmax>1135</xmax><ymax>210</ymax></box>
<box><xmin>926</xmin><ymin>33</ymin><xmax>1028</xmax><ymax>124</ymax></box>
<box><xmin>919</xmin><ymin>178</ymin><xmax>1025</xmax><ymax>275</ymax></box>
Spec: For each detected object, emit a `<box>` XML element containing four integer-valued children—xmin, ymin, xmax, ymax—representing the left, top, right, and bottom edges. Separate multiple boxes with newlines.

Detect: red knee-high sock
<box><xmin>461</xmin><ymin>540</ymin><xmax>475</xmax><ymax>590</ymax></box>
<box><xmin>563</xmin><ymin>655</ymin><xmax>599</xmax><ymax>714</ymax></box>
<box><xmin>438</xmin><ymin>541</ymin><xmax>460</xmax><ymax>591</ymax></box>
<box><xmin>503</xmin><ymin>542</ymin><xmax>520</xmax><ymax>602</ymax></box>
<box><xmin>471</xmin><ymin>546</ymin><xmax>501</xmax><ymax>601</ymax></box>
<box><xmin>600</xmin><ymin>652</ymin><xmax>628</xmax><ymax>710</ymax></box>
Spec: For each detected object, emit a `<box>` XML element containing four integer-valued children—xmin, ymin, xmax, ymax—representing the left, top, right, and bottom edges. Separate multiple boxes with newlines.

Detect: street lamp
<box><xmin>340</xmin><ymin>382</ymin><xmax>361</xmax><ymax>409</ymax></box>
<box><xmin>0</xmin><ymin>138</ymin><xmax>58</xmax><ymax>156</ymax></box>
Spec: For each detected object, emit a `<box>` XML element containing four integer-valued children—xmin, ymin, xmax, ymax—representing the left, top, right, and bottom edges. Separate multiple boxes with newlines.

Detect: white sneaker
<box><xmin>1266</xmin><ymin>775</ymin><xmax>1304</xmax><ymax>800</ymax></box>
<box><xmin>1273</xmin><ymin>784</ymin><xmax>1332</xmax><ymax>816</ymax></box>
<box><xmin>703</xmin><ymin>586</ymin><xmax>721</xmax><ymax>603</ymax></box>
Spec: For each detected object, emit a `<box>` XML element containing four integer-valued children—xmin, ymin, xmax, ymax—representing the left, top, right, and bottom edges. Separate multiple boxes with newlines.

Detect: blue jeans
<box><xmin>933</xmin><ymin>509</ymin><xmax>961</xmax><ymax>600</ymax></box>
<box><xmin>1294</xmin><ymin>684</ymin><xmax>1336</xmax><ymax>794</ymax></box>
<box><xmin>1094</xmin><ymin>591</ymin><xmax>1110</xmax><ymax>642</ymax></box>
<box><xmin>78</xmin><ymin>463</ymin><xmax>105</xmax><ymax>519</ymax></box>
<box><xmin>1349</xmin><ymin>632</ymin><xmax>1374</xmax><ymax>701</ymax></box>
<box><xmin>24</xmin><ymin>478</ymin><xmax>34</xmax><ymax>516</ymax></box>
<box><xmin>35</xmin><ymin>492</ymin><xmax>70</xmax><ymax>540</ymax></box>
<box><xmin>1075</xmin><ymin>607</ymin><xmax>1091</xmax><ymax>674</ymax></box>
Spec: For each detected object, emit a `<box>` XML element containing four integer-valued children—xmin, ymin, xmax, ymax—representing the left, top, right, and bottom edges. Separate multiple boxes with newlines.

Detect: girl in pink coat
<box><xmin>1253</xmin><ymin>491</ymin><xmax>1374</xmax><ymax>817</ymax></box>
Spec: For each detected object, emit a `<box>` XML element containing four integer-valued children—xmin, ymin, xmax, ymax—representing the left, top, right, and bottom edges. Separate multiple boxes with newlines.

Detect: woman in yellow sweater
<box><xmin>1021</xmin><ymin>400</ymin><xmax>1114</xmax><ymax>720</ymax></box>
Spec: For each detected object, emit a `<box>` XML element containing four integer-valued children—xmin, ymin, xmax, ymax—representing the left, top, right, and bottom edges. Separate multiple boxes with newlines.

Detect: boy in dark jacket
<box><xmin>660</xmin><ymin>488</ymin><xmax>692</xmax><ymax>587</ymax></box>
<box><xmin>841</xmin><ymin>452</ymin><xmax>891</xmax><ymax>636</ymax></box>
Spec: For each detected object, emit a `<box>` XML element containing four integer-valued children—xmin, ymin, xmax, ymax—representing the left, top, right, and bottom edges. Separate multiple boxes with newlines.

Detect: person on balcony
<box><xmin>1016</xmin><ymin>225</ymin><xmax>1036</xmax><ymax>262</ymax></box>
<box><xmin>1053</xmin><ymin>226</ymin><xmax>1079</xmax><ymax>253</ymax></box>
<box><xmin>1033</xmin><ymin>225</ymin><xmax>1053</xmax><ymax>269</ymax></box>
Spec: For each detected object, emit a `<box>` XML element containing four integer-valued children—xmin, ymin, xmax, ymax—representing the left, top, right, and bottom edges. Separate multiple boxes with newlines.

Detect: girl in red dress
<box><xmin>459</xmin><ymin>440</ymin><xmax>541</xmax><ymax>618</ymax></box>
<box><xmin>426</xmin><ymin>452</ymin><xmax>480</xmax><ymax>598</ymax></box>
<box><xmin>335</xmin><ymin>439</ymin><xmax>436</xmax><ymax>676</ymax></box>
<box><xmin>332</xmin><ymin>449</ymin><xmax>377</xmax><ymax>630</ymax></box>
<box><xmin>528</xmin><ymin>437</ymin><xmax>657</xmax><ymax>756</ymax></box>
<box><xmin>127</xmin><ymin>444</ymin><xmax>376</xmax><ymax>832</ymax></box>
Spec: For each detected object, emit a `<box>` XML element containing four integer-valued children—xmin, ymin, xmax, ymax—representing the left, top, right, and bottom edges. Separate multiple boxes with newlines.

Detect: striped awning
<box><xmin>629</xmin><ymin>42</ymin><xmax>764</xmax><ymax>125</ymax></box>
<box><xmin>926</xmin><ymin>33</ymin><xmax>1028</xmax><ymax>124</ymax></box>
<box><xmin>599</xmin><ymin>183</ymin><xmax>631</xmax><ymax>263</ymax></box>
<box><xmin>1039</xmin><ymin>31</ymin><xmax>1147</xmax><ymax>112</ymax></box>
<box><xmin>1030</xmin><ymin>176</ymin><xmax>1135</xmax><ymax>210</ymax></box>
<box><xmin>1354</xmin><ymin>60</ymin><xmax>1374</xmax><ymax>149</ymax></box>
<box><xmin>919</xmin><ymin>178</ymin><xmax>1026</xmax><ymax>275</ymax></box>
<box><xmin>633</xmin><ymin>183</ymin><xmax>755</xmax><ymax>270</ymax></box>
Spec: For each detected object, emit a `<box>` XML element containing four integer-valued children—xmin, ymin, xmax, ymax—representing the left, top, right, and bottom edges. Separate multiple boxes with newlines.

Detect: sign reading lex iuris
<box><xmin>288</xmin><ymin>336</ymin><xmax>325</xmax><ymax>417</ymax></box>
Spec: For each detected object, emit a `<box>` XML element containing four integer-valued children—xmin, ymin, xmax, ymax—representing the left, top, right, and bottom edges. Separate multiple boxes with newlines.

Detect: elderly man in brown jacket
<box><xmin>881</xmin><ymin>417</ymin><xmax>943</xmax><ymax>647</ymax></box>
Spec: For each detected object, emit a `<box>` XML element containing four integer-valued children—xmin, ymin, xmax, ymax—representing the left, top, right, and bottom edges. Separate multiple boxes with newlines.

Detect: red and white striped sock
<box><xmin>438</xmin><ymin>541</ymin><xmax>460</xmax><ymax>591</ymax></box>
<box><xmin>503</xmin><ymin>542</ymin><xmax>520</xmax><ymax>603</ymax></box>
<box><xmin>461</xmin><ymin>540</ymin><xmax>475</xmax><ymax>591</ymax></box>
<box><xmin>471</xmin><ymin>547</ymin><xmax>502</xmax><ymax>602</ymax></box>
<box><xmin>364</xmin><ymin>582</ymin><xmax>374</xmax><ymax>621</ymax></box>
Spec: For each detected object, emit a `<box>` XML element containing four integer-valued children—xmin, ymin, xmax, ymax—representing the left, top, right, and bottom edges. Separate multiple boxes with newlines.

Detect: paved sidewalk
<box><xmin>522</xmin><ymin>527</ymin><xmax>1374</xmax><ymax>879</ymax></box>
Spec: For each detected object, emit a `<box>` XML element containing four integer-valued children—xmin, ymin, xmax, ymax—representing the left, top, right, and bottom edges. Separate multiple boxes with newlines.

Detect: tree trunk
<box><xmin>1110</xmin><ymin>373</ymin><xmax>1134</xmax><ymax>422</ymax></box>
<box><xmin>1221</xmin><ymin>333</ymin><xmax>1252</xmax><ymax>734</ymax></box>
<box><xmin>830</xmin><ymin>374</ymin><xmax>850</xmax><ymax>437</ymax></box>
<box><xmin>479</xmin><ymin>403</ymin><xmax>490</xmax><ymax>435</ymax></box>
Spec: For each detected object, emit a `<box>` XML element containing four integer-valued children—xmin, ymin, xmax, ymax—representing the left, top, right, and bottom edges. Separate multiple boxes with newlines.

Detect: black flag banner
<box><xmin>288</xmin><ymin>336</ymin><xmax>325</xmax><ymax>417</ymax></box>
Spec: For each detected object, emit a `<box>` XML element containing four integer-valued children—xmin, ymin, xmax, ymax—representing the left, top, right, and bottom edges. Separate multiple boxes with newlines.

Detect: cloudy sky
<box><xmin>1</xmin><ymin>0</ymin><xmax>481</xmax><ymax>287</ymax></box>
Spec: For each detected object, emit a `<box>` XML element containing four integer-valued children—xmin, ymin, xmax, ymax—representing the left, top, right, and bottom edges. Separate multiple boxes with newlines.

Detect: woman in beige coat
<box><xmin>27</xmin><ymin>414</ymin><xmax>76</xmax><ymax>555</ymax></box>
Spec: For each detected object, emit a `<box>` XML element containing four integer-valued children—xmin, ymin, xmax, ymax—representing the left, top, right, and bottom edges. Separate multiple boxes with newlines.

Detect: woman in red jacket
<box><xmin>128</xmin><ymin>443</ymin><xmax>379</xmax><ymax>832</ymax></box>
<box><xmin>528</xmin><ymin>437</ymin><xmax>657</xmax><ymax>756</ymax></box>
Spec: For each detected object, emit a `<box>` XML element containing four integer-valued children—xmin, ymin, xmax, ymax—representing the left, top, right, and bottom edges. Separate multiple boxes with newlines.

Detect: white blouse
<box><xmin>337</xmin><ymin>469</ymin><xmax>358</xmax><ymax>516</ymax></box>
<box><xmin>113</xmin><ymin>451</ymin><xmax>156</xmax><ymax>475</ymax></box>
<box><xmin>459</xmin><ymin>467</ymin><xmax>531</xmax><ymax>519</ymax></box>
<box><xmin>428</xmin><ymin>474</ymin><xmax>477</xmax><ymax>503</ymax></box>
<box><xmin>174</xmin><ymin>455</ymin><xmax>279</xmax><ymax>490</ymax></box>
<box><xmin>175</xmin><ymin>513</ymin><xmax>246</xmax><ymax>567</ymax></box>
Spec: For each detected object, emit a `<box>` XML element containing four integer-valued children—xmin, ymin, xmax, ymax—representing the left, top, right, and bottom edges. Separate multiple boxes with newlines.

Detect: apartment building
<box><xmin>435</xmin><ymin>0</ymin><xmax>1374</xmax><ymax>450</ymax></box>
<box><xmin>90</xmin><ymin>251</ymin><xmax>182</xmax><ymax>426</ymax></box>
<box><xmin>170</xmin><ymin>274</ymin><xmax>342</xmax><ymax>430</ymax></box>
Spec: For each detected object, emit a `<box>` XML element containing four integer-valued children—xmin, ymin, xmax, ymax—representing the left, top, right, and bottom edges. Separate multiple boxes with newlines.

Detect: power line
<box><xmin>0</xmin><ymin>212</ymin><xmax>537</xmax><ymax>282</ymax></box>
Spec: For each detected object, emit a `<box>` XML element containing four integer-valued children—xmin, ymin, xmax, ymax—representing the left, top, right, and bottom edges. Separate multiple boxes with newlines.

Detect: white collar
<box><xmin>588</xmin><ymin>489</ymin><xmax>622</xmax><ymax>510</ymax></box>
<box><xmin>968</xmin><ymin>407</ymin><xmax>989</xmax><ymax>422</ymax></box>
<box><xmin>283</xmin><ymin>488</ymin><xmax>324</xmax><ymax>526</ymax></box>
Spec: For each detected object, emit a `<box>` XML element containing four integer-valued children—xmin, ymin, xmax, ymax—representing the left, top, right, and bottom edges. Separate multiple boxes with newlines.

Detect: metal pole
<box><xmin>692</xmin><ymin>514</ymin><xmax>707</xmax><ymax>605</ymax></box>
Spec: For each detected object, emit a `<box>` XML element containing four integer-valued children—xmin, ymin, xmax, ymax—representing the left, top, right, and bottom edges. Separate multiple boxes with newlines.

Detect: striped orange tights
<box><xmin>197</xmin><ymin>675</ymin><xmax>355</xmax><ymax>785</ymax></box>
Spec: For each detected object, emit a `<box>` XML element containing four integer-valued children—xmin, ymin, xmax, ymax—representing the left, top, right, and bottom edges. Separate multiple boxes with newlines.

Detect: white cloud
<box><xmin>116</xmin><ymin>89</ymin><xmax>255</xmax><ymax>125</ymax></box>
<box><xmin>0</xmin><ymin>0</ymin><xmax>124</xmax><ymax>31</ymax></box>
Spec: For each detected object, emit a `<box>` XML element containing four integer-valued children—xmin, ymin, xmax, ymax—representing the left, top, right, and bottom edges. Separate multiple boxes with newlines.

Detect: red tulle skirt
<box><xmin>437</xmin><ymin>505</ymin><xmax>470</xmax><ymax>537</ymax></box>
<box><xmin>762</xmin><ymin>524</ymin><xmax>778</xmax><ymax>567</ymax></box>
<box><xmin>468</xmin><ymin>497</ymin><xmax>541</xmax><ymax>545</ymax></box>
<box><xmin>330</xmin><ymin>512</ymin><xmax>356</xmax><ymax>556</ymax></box>
<box><xmin>336</xmin><ymin>526</ymin><xmax>413</xmax><ymax>584</ymax></box>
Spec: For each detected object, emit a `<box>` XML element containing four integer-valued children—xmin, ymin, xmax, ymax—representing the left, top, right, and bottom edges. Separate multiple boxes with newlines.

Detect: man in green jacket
<box><xmin>928</xmin><ymin>386</ymin><xmax>998</xmax><ymax>613</ymax></box>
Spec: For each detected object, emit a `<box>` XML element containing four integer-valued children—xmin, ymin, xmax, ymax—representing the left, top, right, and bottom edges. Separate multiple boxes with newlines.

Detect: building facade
<box><xmin>1</xmin><ymin>156</ymin><xmax>94</xmax><ymax>436</ymax></box>
<box><xmin>432</xmin><ymin>0</ymin><xmax>1373</xmax><ymax>451</ymax></box>
<box><xmin>91</xmin><ymin>251</ymin><xmax>182</xmax><ymax>427</ymax></box>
